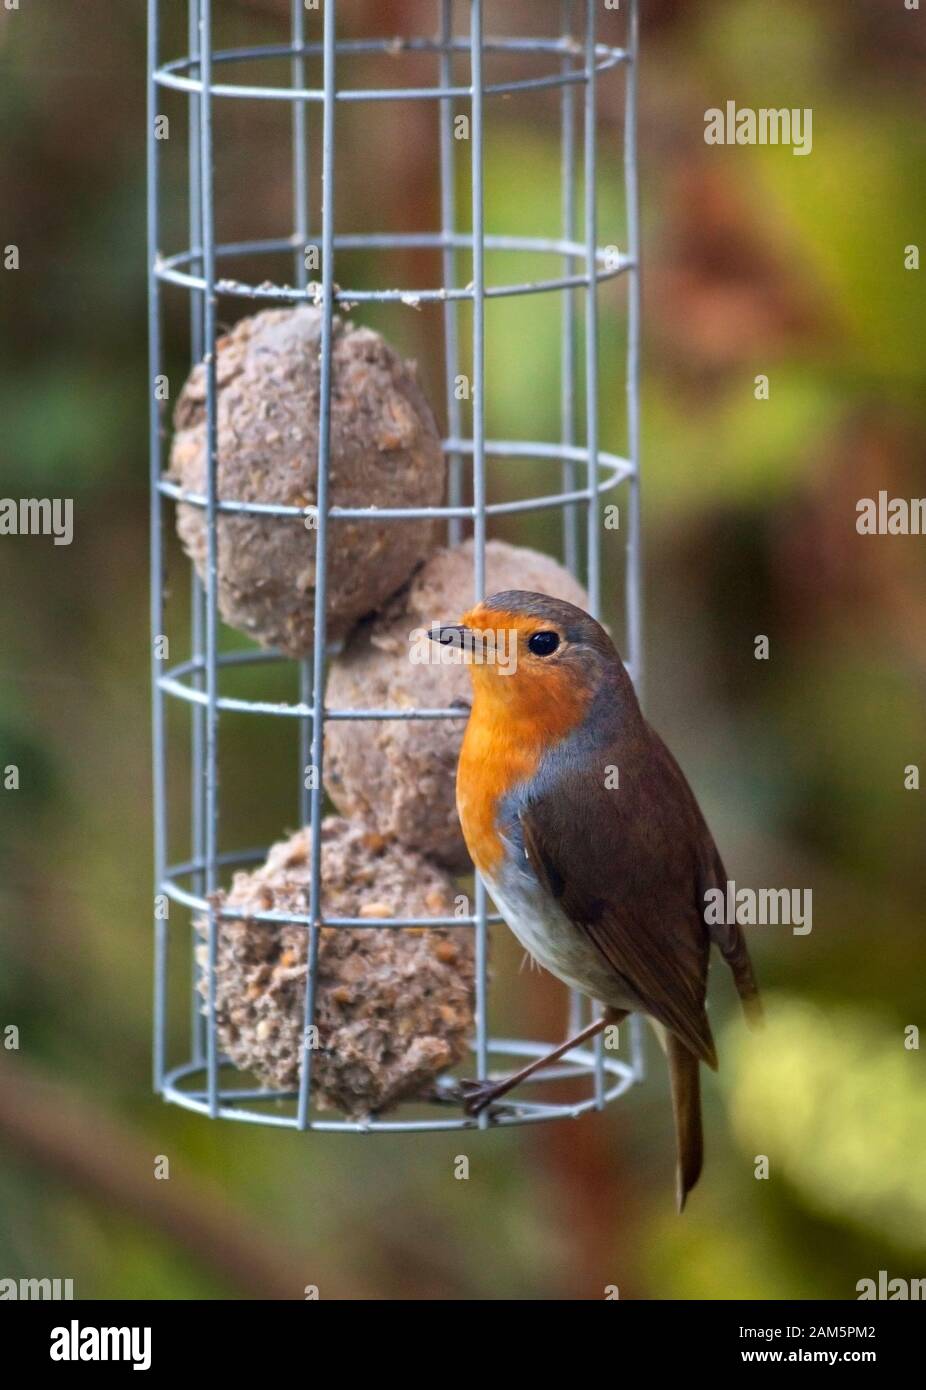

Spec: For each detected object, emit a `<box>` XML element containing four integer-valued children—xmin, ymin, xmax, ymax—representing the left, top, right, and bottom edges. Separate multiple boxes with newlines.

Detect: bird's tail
<box><xmin>666</xmin><ymin>1031</ymin><xmax>703</xmax><ymax>1213</ymax></box>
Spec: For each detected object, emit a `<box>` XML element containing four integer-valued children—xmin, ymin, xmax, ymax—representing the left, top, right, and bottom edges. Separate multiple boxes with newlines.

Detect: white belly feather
<box><xmin>484</xmin><ymin>858</ymin><xmax>636</xmax><ymax>1012</ymax></box>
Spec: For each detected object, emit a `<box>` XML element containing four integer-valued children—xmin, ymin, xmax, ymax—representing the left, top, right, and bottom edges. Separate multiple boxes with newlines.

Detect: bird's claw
<box><xmin>457</xmin><ymin>1078</ymin><xmax>506</xmax><ymax>1117</ymax></box>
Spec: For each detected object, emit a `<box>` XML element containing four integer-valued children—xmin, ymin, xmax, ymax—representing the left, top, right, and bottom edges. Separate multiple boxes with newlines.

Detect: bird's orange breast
<box><xmin>457</xmin><ymin>712</ymin><xmax>540</xmax><ymax>876</ymax></box>
<box><xmin>456</xmin><ymin>663</ymin><xmax>591</xmax><ymax>876</ymax></box>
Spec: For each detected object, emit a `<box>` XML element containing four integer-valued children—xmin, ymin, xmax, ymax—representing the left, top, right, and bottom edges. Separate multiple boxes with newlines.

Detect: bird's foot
<box><xmin>457</xmin><ymin>1078</ymin><xmax>510</xmax><ymax>1117</ymax></box>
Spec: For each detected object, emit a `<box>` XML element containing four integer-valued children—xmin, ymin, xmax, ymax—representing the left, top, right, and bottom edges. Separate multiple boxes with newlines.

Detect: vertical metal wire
<box><xmin>188</xmin><ymin>0</ymin><xmax>207</xmax><ymax>1069</ymax></box>
<box><xmin>559</xmin><ymin>0</ymin><xmax>579</xmax><ymax>580</ymax></box>
<box><xmin>583</xmin><ymin>0</ymin><xmax>600</xmax><ymax>624</ymax></box>
<box><xmin>291</xmin><ymin>1</ymin><xmax>309</xmax><ymax>288</ymax></box>
<box><xmin>561</xmin><ymin>0</ymin><xmax>584</xmax><ymax>1042</ymax></box>
<box><xmin>583</xmin><ymin>0</ymin><xmax>606</xmax><ymax>1106</ymax></box>
<box><xmin>625</xmin><ymin>0</ymin><xmax>642</xmax><ymax>698</ymax></box>
<box><xmin>469</xmin><ymin>2</ymin><xmax>486</xmax><ymax>601</ymax></box>
<box><xmin>624</xmin><ymin>0</ymin><xmax>646</xmax><ymax>1086</ymax></box>
<box><xmin>198</xmin><ymin>0</ymin><xmax>221</xmax><ymax>1119</ymax></box>
<box><xmin>297</xmin><ymin>0</ymin><xmax>337</xmax><ymax>1132</ymax></box>
<box><xmin>292</xmin><ymin>0</ymin><xmax>313</xmax><ymax>830</ymax></box>
<box><xmin>468</xmin><ymin>19</ymin><xmax>486</xmax><ymax>627</ymax></box>
<box><xmin>148</xmin><ymin>0</ymin><xmax>167</xmax><ymax>1094</ymax></box>
<box><xmin>469</xmin><ymin>0</ymin><xmax>489</xmax><ymax>1110</ymax></box>
<box><xmin>439</xmin><ymin>0</ymin><xmax>464</xmax><ymax>548</ymax></box>
<box><xmin>188</xmin><ymin>2</ymin><xmax>205</xmax><ymax>359</ymax></box>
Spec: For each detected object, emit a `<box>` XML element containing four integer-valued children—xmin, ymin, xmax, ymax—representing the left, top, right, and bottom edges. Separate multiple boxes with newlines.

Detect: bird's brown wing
<box><xmin>518</xmin><ymin>764</ymin><xmax>718</xmax><ymax>1070</ymax></box>
<box><xmin>646</xmin><ymin>724</ymin><xmax>763</xmax><ymax>1027</ymax></box>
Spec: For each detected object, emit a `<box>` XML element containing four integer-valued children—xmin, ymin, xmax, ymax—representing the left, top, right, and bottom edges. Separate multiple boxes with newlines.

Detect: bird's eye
<box><xmin>528</xmin><ymin>630</ymin><xmax>560</xmax><ymax>657</ymax></box>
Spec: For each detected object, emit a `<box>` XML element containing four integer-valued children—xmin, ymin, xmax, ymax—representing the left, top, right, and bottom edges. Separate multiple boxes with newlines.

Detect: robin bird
<box><xmin>430</xmin><ymin>591</ymin><xmax>762</xmax><ymax>1210</ymax></box>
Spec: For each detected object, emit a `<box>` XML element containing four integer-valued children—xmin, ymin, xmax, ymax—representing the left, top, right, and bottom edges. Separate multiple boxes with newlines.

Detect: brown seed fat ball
<box><xmin>168</xmin><ymin>307</ymin><xmax>445</xmax><ymax>655</ymax></box>
<box><xmin>197</xmin><ymin>818</ymin><xmax>474</xmax><ymax>1115</ymax></box>
<box><xmin>324</xmin><ymin>539</ymin><xmax>591</xmax><ymax>869</ymax></box>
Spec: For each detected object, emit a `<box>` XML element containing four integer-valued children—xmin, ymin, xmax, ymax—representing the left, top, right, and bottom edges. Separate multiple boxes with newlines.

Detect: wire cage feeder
<box><xmin>148</xmin><ymin>0</ymin><xmax>645</xmax><ymax>1133</ymax></box>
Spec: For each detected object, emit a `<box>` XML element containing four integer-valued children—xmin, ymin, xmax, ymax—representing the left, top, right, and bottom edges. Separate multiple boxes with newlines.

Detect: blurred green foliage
<box><xmin>727</xmin><ymin>997</ymin><xmax>926</xmax><ymax>1254</ymax></box>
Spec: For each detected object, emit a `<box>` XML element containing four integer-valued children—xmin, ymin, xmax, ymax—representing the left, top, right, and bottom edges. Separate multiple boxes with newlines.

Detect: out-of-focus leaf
<box><xmin>637</xmin><ymin>370</ymin><xmax>843</xmax><ymax>514</ymax></box>
<box><xmin>724</xmin><ymin>995</ymin><xmax>926</xmax><ymax>1253</ymax></box>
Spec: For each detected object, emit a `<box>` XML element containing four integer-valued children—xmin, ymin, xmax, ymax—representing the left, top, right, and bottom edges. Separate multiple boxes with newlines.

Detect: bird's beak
<box><xmin>428</xmin><ymin>622</ymin><xmax>475</xmax><ymax>652</ymax></box>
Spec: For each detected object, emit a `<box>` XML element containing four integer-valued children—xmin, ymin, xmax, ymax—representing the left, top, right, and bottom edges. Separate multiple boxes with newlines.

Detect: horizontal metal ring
<box><xmin>155</xmin><ymin>232</ymin><xmax>632</xmax><ymax>306</ymax></box>
<box><xmin>159</xmin><ymin>642</ymin><xmax>637</xmax><ymax>721</ymax></box>
<box><xmin>162</xmin><ymin>848</ymin><xmax>501</xmax><ymax>926</ymax></box>
<box><xmin>154</xmin><ymin>36</ymin><xmax>628</xmax><ymax>105</ymax></box>
<box><xmin>156</xmin><ymin>644</ymin><xmax>639</xmax><ymax>722</ymax></box>
<box><xmin>158</xmin><ymin>669</ymin><xmax>472</xmax><ymax>720</ymax></box>
<box><xmin>159</xmin><ymin>439</ymin><xmax>632</xmax><ymax>524</ymax></box>
<box><xmin>160</xmin><ymin>1044</ymin><xmax>637</xmax><ymax>1132</ymax></box>
<box><xmin>162</xmin><ymin>873</ymin><xmax>494</xmax><ymax>929</ymax></box>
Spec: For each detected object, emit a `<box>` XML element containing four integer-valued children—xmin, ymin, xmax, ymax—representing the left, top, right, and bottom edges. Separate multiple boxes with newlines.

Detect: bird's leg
<box><xmin>461</xmin><ymin>1008</ymin><xmax>627</xmax><ymax>1116</ymax></box>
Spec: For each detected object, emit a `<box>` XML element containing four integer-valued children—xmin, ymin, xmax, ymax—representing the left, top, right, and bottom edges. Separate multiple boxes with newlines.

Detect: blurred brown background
<box><xmin>0</xmin><ymin>0</ymin><xmax>924</xmax><ymax>1299</ymax></box>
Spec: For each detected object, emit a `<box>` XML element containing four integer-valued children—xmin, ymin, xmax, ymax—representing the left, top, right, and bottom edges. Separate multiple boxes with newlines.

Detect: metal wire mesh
<box><xmin>149</xmin><ymin>0</ymin><xmax>644</xmax><ymax>1132</ymax></box>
